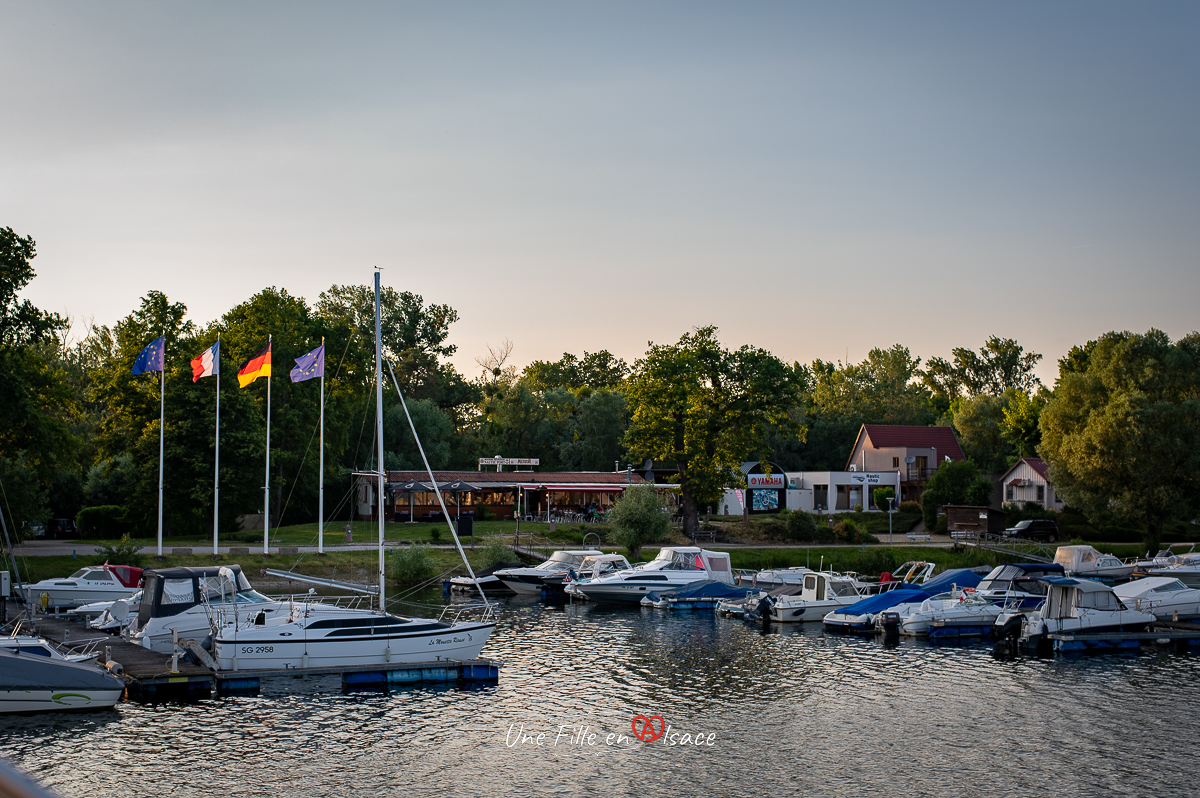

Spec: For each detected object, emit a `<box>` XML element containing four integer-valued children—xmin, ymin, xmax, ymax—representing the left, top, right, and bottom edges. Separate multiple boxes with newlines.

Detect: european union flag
<box><xmin>290</xmin><ymin>343</ymin><xmax>325</xmax><ymax>383</ymax></box>
<box><xmin>132</xmin><ymin>336</ymin><xmax>165</xmax><ymax>375</ymax></box>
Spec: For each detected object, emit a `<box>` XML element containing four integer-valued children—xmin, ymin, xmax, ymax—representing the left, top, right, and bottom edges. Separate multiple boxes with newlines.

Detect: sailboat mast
<box><xmin>375</xmin><ymin>271</ymin><xmax>386</xmax><ymax>612</ymax></box>
<box><xmin>213</xmin><ymin>333</ymin><xmax>220</xmax><ymax>556</ymax></box>
<box><xmin>318</xmin><ymin>335</ymin><xmax>325</xmax><ymax>555</ymax></box>
<box><xmin>157</xmin><ymin>329</ymin><xmax>165</xmax><ymax>557</ymax></box>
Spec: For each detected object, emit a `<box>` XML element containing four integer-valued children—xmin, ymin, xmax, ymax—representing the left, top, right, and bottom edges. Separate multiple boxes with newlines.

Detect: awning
<box><xmin>532</xmin><ymin>484</ymin><xmax>631</xmax><ymax>492</ymax></box>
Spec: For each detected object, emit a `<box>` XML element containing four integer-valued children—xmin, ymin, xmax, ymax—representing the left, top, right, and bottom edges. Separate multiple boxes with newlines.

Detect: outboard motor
<box><xmin>992</xmin><ymin>614</ymin><xmax>1024</xmax><ymax>657</ymax></box>
<box><xmin>755</xmin><ymin>596</ymin><xmax>774</xmax><ymax>630</ymax></box>
<box><xmin>879</xmin><ymin>611</ymin><xmax>901</xmax><ymax>645</ymax></box>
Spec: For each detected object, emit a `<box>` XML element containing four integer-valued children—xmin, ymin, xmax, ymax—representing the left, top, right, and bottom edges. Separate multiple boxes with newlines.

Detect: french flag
<box><xmin>191</xmin><ymin>340</ymin><xmax>219</xmax><ymax>382</ymax></box>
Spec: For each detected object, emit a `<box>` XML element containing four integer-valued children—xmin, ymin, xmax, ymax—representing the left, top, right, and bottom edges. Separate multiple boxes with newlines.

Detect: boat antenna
<box><xmin>385</xmin><ymin>358</ymin><xmax>490</xmax><ymax>607</ymax></box>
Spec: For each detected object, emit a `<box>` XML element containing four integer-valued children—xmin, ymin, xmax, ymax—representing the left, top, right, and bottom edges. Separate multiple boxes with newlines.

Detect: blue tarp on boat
<box><xmin>650</xmin><ymin>580</ymin><xmax>757</xmax><ymax>602</ymax></box>
<box><xmin>835</xmin><ymin>588</ymin><xmax>932</xmax><ymax>617</ymax></box>
<box><xmin>920</xmin><ymin>567</ymin><xmax>983</xmax><ymax>594</ymax></box>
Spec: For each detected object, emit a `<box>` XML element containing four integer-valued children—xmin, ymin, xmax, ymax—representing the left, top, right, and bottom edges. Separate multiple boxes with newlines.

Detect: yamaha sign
<box><xmin>746</xmin><ymin>474</ymin><xmax>786</xmax><ymax>489</ymax></box>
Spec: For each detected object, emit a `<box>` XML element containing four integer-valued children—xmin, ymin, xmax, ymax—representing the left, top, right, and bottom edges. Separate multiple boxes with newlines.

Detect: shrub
<box><xmin>873</xmin><ymin>487</ymin><xmax>896</xmax><ymax>512</ymax></box>
<box><xmin>898</xmin><ymin>501</ymin><xmax>920</xmax><ymax>514</ymax></box>
<box><xmin>430</xmin><ymin>528</ymin><xmax>442</xmax><ymax>543</ymax></box>
<box><xmin>76</xmin><ymin>505</ymin><xmax>127</xmax><ymax>540</ymax></box>
<box><xmin>607</xmin><ymin>485</ymin><xmax>671</xmax><ymax>558</ymax></box>
<box><xmin>477</xmin><ymin>538</ymin><xmax>515</xmax><ymax>569</ymax></box>
<box><xmin>832</xmin><ymin>520</ymin><xmax>879</xmax><ymax>545</ymax></box>
<box><xmin>477</xmin><ymin>505</ymin><xmax>496</xmax><ymax>521</ymax></box>
<box><xmin>786</xmin><ymin>511</ymin><xmax>818</xmax><ymax>542</ymax></box>
<box><xmin>93</xmin><ymin>533</ymin><xmax>144</xmax><ymax>568</ymax></box>
<box><xmin>390</xmin><ymin>543</ymin><xmax>436</xmax><ymax>584</ymax></box>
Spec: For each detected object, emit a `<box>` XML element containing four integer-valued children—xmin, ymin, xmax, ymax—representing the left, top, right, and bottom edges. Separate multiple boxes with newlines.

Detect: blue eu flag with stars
<box><xmin>290</xmin><ymin>343</ymin><xmax>325</xmax><ymax>383</ymax></box>
<box><xmin>132</xmin><ymin>336</ymin><xmax>165</xmax><ymax>375</ymax></box>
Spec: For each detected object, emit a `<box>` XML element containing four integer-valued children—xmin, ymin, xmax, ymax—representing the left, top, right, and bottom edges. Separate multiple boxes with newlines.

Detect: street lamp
<box><xmin>887</xmin><ymin>496</ymin><xmax>895</xmax><ymax>545</ymax></box>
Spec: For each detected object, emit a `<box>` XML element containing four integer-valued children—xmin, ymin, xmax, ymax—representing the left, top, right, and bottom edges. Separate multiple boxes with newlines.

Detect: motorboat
<box><xmin>743</xmin><ymin>566</ymin><xmax>814</xmax><ymax>588</ymax></box>
<box><xmin>72</xmin><ymin>590</ymin><xmax>141</xmax><ymax>624</ymax></box>
<box><xmin>1113</xmin><ymin>577</ymin><xmax>1200</xmax><ymax>620</ymax></box>
<box><xmin>447</xmin><ymin>562</ymin><xmax>526</xmax><ymax>594</ymax></box>
<box><xmin>87</xmin><ymin>591</ymin><xmax>142</xmax><ymax>632</ymax></box>
<box><xmin>992</xmin><ymin>576</ymin><xmax>1156</xmax><ymax>651</ymax></box>
<box><xmin>898</xmin><ymin>591</ymin><xmax>1003</xmax><ymax>637</ymax></box>
<box><xmin>574</xmin><ymin>547</ymin><xmax>734</xmax><ymax>604</ymax></box>
<box><xmin>0</xmin><ymin>635</ymin><xmax>100</xmax><ymax>663</ymax></box>
<box><xmin>493</xmin><ymin>550</ymin><xmax>603</xmax><ymax>595</ymax></box>
<box><xmin>718</xmin><ymin>583</ymin><xmax>802</xmax><ymax>618</ymax></box>
<box><xmin>1147</xmin><ymin>552</ymin><xmax>1200</xmax><ymax>588</ymax></box>
<box><xmin>131</xmin><ymin>565</ymin><xmax>289</xmax><ymax>652</ymax></box>
<box><xmin>823</xmin><ymin>588</ymin><xmax>933</xmax><ymax>634</ymax></box>
<box><xmin>0</xmin><ymin>647</ymin><xmax>125</xmax><ymax>714</ymax></box>
<box><xmin>641</xmin><ymin>579</ymin><xmax>757</xmax><ymax>610</ymax></box>
<box><xmin>1133</xmin><ymin>545</ymin><xmax>1196</xmax><ymax>575</ymax></box>
<box><xmin>19</xmin><ymin>565</ymin><xmax>143</xmax><ymax>609</ymax></box>
<box><xmin>543</xmin><ymin>554</ymin><xmax>632</xmax><ymax>592</ymax></box>
<box><xmin>212</xmin><ymin>600</ymin><xmax>495</xmax><ymax>670</ymax></box>
<box><xmin>973</xmin><ymin>563</ymin><xmax>1065</xmax><ymax>609</ymax></box>
<box><xmin>878</xmin><ymin>561</ymin><xmax>936</xmax><ymax>589</ymax></box>
<box><xmin>1053</xmin><ymin>546</ymin><xmax>1135</xmax><ymax>580</ymax></box>
<box><xmin>761</xmin><ymin>571</ymin><xmax>872</xmax><ymax>623</ymax></box>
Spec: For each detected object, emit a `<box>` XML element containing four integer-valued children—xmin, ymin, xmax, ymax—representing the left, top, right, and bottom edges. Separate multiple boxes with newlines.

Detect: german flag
<box><xmin>238</xmin><ymin>341</ymin><xmax>272</xmax><ymax>387</ymax></box>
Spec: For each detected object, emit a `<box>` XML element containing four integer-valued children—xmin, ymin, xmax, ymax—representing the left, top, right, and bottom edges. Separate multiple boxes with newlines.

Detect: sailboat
<box><xmin>210</xmin><ymin>271</ymin><xmax>496</xmax><ymax>671</ymax></box>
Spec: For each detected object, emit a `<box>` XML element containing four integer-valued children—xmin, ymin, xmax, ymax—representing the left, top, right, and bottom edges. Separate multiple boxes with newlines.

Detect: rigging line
<box><xmin>385</xmin><ymin>358</ymin><xmax>489</xmax><ymax>607</ymax></box>
<box><xmin>0</xmin><ymin>472</ymin><xmax>29</xmax><ymax>592</ymax></box>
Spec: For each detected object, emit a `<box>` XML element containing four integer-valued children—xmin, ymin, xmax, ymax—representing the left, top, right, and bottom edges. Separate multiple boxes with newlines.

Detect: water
<box><xmin>3</xmin><ymin>590</ymin><xmax>1199</xmax><ymax>797</ymax></box>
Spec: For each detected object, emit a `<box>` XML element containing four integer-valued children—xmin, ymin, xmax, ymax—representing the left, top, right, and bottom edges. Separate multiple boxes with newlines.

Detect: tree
<box><xmin>384</xmin><ymin>398</ymin><xmax>454</xmax><ymax>470</ymax></box>
<box><xmin>1039</xmin><ymin>329</ymin><xmax>1200</xmax><ymax>550</ymax></box>
<box><xmin>1000</xmin><ymin>387</ymin><xmax>1049</xmax><ymax>458</ymax></box>
<box><xmin>949</xmin><ymin>393</ymin><xmax>1015</xmax><ymax>473</ymax></box>
<box><xmin>922</xmin><ymin>336</ymin><xmax>1043</xmax><ymax>400</ymax></box>
<box><xmin>624</xmin><ymin>326</ymin><xmax>801</xmax><ymax>533</ymax></box>
<box><xmin>606</xmin><ymin>484</ymin><xmax>671</xmax><ymax>559</ymax></box>
<box><xmin>872</xmin><ymin>486</ymin><xmax>896</xmax><ymax>512</ymax></box>
<box><xmin>920</xmin><ymin>460</ymin><xmax>993</xmax><ymax>528</ymax></box>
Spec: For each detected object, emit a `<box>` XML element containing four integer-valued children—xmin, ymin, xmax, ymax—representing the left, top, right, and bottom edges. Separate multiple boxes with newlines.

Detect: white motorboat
<box><xmin>897</xmin><ymin>591</ymin><xmax>1002</xmax><ymax>637</ymax></box>
<box><xmin>20</xmin><ymin>565</ymin><xmax>143</xmax><ymax>609</ymax></box>
<box><xmin>762</xmin><ymin>571</ymin><xmax>871</xmax><ymax>622</ymax></box>
<box><xmin>1132</xmin><ymin>544</ymin><xmax>1196</xmax><ymax>574</ymax></box>
<box><xmin>574</xmin><ymin>547</ymin><xmax>734</xmax><ymax>604</ymax></box>
<box><xmin>1113</xmin><ymin>577</ymin><xmax>1200</xmax><ymax>620</ymax></box>
<box><xmin>72</xmin><ymin>589</ymin><xmax>141</xmax><ymax>624</ymax></box>
<box><xmin>1148</xmin><ymin>552</ymin><xmax>1200</xmax><ymax>588</ymax></box>
<box><xmin>87</xmin><ymin>590</ymin><xmax>142</xmax><ymax>631</ymax></box>
<box><xmin>493</xmin><ymin>550</ymin><xmax>603</xmax><ymax>595</ymax></box>
<box><xmin>1053</xmin><ymin>546</ymin><xmax>1135</xmax><ymax>580</ymax></box>
<box><xmin>743</xmin><ymin>566</ymin><xmax>814</xmax><ymax>588</ymax></box>
<box><xmin>447</xmin><ymin>561</ymin><xmax>526</xmax><ymax>594</ymax></box>
<box><xmin>972</xmin><ymin>563</ymin><xmax>1065</xmax><ymax>609</ymax></box>
<box><xmin>993</xmin><ymin>576</ymin><xmax>1155</xmax><ymax>651</ymax></box>
<box><xmin>131</xmin><ymin>565</ymin><xmax>289</xmax><ymax>653</ymax></box>
<box><xmin>543</xmin><ymin>554</ymin><xmax>632</xmax><ymax>591</ymax></box>
<box><xmin>0</xmin><ymin>647</ymin><xmax>125</xmax><ymax>714</ymax></box>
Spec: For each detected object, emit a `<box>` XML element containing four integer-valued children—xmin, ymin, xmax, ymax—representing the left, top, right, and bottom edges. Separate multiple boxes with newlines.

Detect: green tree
<box><xmin>872</xmin><ymin>486</ymin><xmax>896</xmax><ymax>512</ymax></box>
<box><xmin>1039</xmin><ymin>329</ymin><xmax>1200</xmax><ymax>550</ymax></box>
<box><xmin>922</xmin><ymin>336</ymin><xmax>1043</xmax><ymax>400</ymax></box>
<box><xmin>1000</xmin><ymin>387</ymin><xmax>1049</xmax><ymax>458</ymax></box>
<box><xmin>606</xmin><ymin>484</ymin><xmax>671</xmax><ymax>559</ymax></box>
<box><xmin>949</xmin><ymin>393</ymin><xmax>1015</xmax><ymax>473</ymax></box>
<box><xmin>384</xmin><ymin>398</ymin><xmax>454</xmax><ymax>470</ymax></box>
<box><xmin>624</xmin><ymin>326</ymin><xmax>801</xmax><ymax>533</ymax></box>
<box><xmin>919</xmin><ymin>460</ymin><xmax>993</xmax><ymax>527</ymax></box>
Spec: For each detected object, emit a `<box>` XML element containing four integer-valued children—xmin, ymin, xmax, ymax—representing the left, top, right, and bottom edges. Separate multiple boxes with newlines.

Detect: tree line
<box><xmin>2</xmin><ymin>225</ymin><xmax>1197</xmax><ymax>544</ymax></box>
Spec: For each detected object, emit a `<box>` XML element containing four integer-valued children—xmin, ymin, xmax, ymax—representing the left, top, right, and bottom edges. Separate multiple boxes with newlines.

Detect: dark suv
<box><xmin>1002</xmin><ymin>519</ymin><xmax>1058</xmax><ymax>542</ymax></box>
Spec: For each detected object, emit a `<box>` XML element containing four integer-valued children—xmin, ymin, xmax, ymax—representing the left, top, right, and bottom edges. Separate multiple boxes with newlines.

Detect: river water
<box><xmin>2</xmin><ymin>589</ymin><xmax>1198</xmax><ymax>797</ymax></box>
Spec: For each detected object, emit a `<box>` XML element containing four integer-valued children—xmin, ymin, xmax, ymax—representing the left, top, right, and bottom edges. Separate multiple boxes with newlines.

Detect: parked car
<box><xmin>1003</xmin><ymin>519</ymin><xmax>1059</xmax><ymax>542</ymax></box>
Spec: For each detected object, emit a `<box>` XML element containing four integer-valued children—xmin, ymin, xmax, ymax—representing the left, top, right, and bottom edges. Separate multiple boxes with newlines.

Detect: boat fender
<box><xmin>106</xmin><ymin>660</ymin><xmax>124</xmax><ymax>676</ymax></box>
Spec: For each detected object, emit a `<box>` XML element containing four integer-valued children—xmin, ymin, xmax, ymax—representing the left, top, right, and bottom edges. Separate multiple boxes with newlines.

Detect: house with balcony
<box><xmin>999</xmin><ymin>457</ymin><xmax>1063</xmax><ymax>510</ymax></box>
<box><xmin>844</xmin><ymin>424</ymin><xmax>966</xmax><ymax>503</ymax></box>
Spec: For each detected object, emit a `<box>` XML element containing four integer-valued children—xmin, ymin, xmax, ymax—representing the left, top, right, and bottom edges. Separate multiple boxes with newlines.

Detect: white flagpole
<box><xmin>375</xmin><ymin>272</ymin><xmax>386</xmax><ymax>612</ymax></box>
<box><xmin>156</xmin><ymin>331</ymin><xmax>165</xmax><ymax>557</ymax></box>
<box><xmin>263</xmin><ymin>334</ymin><xmax>272</xmax><ymax>555</ymax></box>
<box><xmin>213</xmin><ymin>334</ymin><xmax>221</xmax><ymax>556</ymax></box>
<box><xmin>318</xmin><ymin>336</ymin><xmax>325</xmax><ymax>555</ymax></box>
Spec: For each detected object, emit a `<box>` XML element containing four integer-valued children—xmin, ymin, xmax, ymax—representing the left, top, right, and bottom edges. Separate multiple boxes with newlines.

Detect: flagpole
<box><xmin>264</xmin><ymin>334</ymin><xmax>272</xmax><ymax>555</ymax></box>
<box><xmin>318</xmin><ymin>336</ymin><xmax>325</xmax><ymax>555</ymax></box>
<box><xmin>157</xmin><ymin>330</ymin><xmax>165</xmax><ymax>557</ymax></box>
<box><xmin>213</xmin><ymin>333</ymin><xmax>221</xmax><ymax>556</ymax></box>
<box><xmin>375</xmin><ymin>272</ymin><xmax>386</xmax><ymax>612</ymax></box>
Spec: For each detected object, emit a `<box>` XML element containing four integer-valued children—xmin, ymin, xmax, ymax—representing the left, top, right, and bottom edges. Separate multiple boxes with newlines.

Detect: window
<box><xmin>812</xmin><ymin>485</ymin><xmax>829</xmax><ymax>511</ymax></box>
<box><xmin>1037</xmin><ymin>485</ymin><xmax>1045</xmax><ymax>502</ymax></box>
<box><xmin>892</xmin><ymin>457</ymin><xmax>899</xmax><ymax>468</ymax></box>
<box><xmin>1006</xmin><ymin>485</ymin><xmax>1014</xmax><ymax>501</ymax></box>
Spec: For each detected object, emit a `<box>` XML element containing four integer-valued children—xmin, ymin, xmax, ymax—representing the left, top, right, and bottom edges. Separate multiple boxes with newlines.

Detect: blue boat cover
<box><xmin>835</xmin><ymin>588</ymin><xmax>932</xmax><ymax>617</ymax></box>
<box><xmin>920</xmin><ymin>568</ymin><xmax>983</xmax><ymax>594</ymax></box>
<box><xmin>660</xmin><ymin>580</ymin><xmax>757</xmax><ymax>601</ymax></box>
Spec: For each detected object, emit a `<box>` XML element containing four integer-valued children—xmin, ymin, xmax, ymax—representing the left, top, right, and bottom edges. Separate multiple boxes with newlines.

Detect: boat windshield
<box><xmin>1155</xmin><ymin>580</ymin><xmax>1188</xmax><ymax>593</ymax></box>
<box><xmin>645</xmin><ymin>551</ymin><xmax>704</xmax><ymax>571</ymax></box>
<box><xmin>534</xmin><ymin>559</ymin><xmax>573</xmax><ymax>571</ymax></box>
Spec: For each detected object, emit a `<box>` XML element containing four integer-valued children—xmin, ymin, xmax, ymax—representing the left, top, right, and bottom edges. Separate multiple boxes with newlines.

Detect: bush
<box><xmin>832</xmin><ymin>520</ymin><xmax>879</xmax><ymax>545</ymax></box>
<box><xmin>786</xmin><ymin>511</ymin><xmax>818</xmax><ymax>541</ymax></box>
<box><xmin>76</xmin><ymin>505</ymin><xmax>127</xmax><ymax>540</ymax></box>
<box><xmin>853</xmin><ymin>503</ymin><xmax>863</xmax><ymax>513</ymax></box>
<box><xmin>607</xmin><ymin>485</ymin><xmax>671</xmax><ymax>558</ymax></box>
<box><xmin>477</xmin><ymin>538</ymin><xmax>515</xmax><ymax>569</ymax></box>
<box><xmin>390</xmin><ymin>543</ymin><xmax>436</xmax><ymax>585</ymax></box>
<box><xmin>477</xmin><ymin>505</ymin><xmax>496</xmax><ymax>521</ymax></box>
<box><xmin>430</xmin><ymin>528</ymin><xmax>442</xmax><ymax>543</ymax></box>
<box><xmin>898</xmin><ymin>501</ymin><xmax>921</xmax><ymax>514</ymax></box>
<box><xmin>93</xmin><ymin>534</ymin><xmax>144</xmax><ymax>568</ymax></box>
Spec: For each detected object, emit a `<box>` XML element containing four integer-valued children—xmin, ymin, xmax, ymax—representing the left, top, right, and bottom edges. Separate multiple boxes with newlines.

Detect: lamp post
<box><xmin>887</xmin><ymin>496</ymin><xmax>895</xmax><ymax>545</ymax></box>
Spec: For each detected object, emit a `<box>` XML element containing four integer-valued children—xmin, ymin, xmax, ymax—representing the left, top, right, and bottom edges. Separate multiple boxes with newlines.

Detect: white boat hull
<box><xmin>213</xmin><ymin>622</ymin><xmax>495</xmax><ymax>670</ymax></box>
<box><xmin>20</xmin><ymin>584</ymin><xmax>135</xmax><ymax>609</ymax></box>
<box><xmin>0</xmin><ymin>689</ymin><xmax>123</xmax><ymax>714</ymax></box>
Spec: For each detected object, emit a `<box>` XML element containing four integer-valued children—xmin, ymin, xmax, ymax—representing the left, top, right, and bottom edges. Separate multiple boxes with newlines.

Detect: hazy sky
<box><xmin>3</xmin><ymin>2</ymin><xmax>1198</xmax><ymax>384</ymax></box>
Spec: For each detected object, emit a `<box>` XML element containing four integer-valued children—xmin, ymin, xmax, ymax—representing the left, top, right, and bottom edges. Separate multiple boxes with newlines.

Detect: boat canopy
<box><xmin>836</xmin><ymin>588</ymin><xmax>932</xmax><ymax>617</ymax></box>
<box><xmin>137</xmin><ymin>565</ymin><xmax>252</xmax><ymax>627</ymax></box>
<box><xmin>1114</xmin><ymin>577</ymin><xmax>1191</xmax><ymax>599</ymax></box>
<box><xmin>1053</xmin><ymin>546</ymin><xmax>1110</xmax><ymax>572</ymax></box>
<box><xmin>654</xmin><ymin>580</ymin><xmax>756</xmax><ymax>602</ymax></box>
<box><xmin>1040</xmin><ymin>576</ymin><xmax>1124</xmax><ymax>617</ymax></box>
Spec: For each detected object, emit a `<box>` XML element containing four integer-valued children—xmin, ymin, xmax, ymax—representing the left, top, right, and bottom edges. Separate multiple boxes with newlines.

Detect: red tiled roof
<box><xmin>1021</xmin><ymin>457</ymin><xmax>1050</xmax><ymax>480</ymax></box>
<box><xmin>381</xmin><ymin>470</ymin><xmax>646</xmax><ymax>487</ymax></box>
<box><xmin>850</xmin><ymin>424</ymin><xmax>966</xmax><ymax>468</ymax></box>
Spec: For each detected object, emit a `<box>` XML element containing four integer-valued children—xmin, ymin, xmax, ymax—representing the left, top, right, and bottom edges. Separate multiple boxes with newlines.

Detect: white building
<box><xmin>785</xmin><ymin>470</ymin><xmax>902</xmax><ymax>513</ymax></box>
<box><xmin>999</xmin><ymin>457</ymin><xmax>1062</xmax><ymax>510</ymax></box>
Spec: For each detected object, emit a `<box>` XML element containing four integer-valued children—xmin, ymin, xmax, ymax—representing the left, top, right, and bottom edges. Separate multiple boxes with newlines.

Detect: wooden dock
<box><xmin>3</xmin><ymin>600</ymin><xmax>501</xmax><ymax>698</ymax></box>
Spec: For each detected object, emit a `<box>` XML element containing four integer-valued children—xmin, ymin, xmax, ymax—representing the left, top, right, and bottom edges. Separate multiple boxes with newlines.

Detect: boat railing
<box><xmin>439</xmin><ymin>602</ymin><xmax>496</xmax><ymax>625</ymax></box>
<box><xmin>55</xmin><ymin>636</ymin><xmax>109</xmax><ymax>661</ymax></box>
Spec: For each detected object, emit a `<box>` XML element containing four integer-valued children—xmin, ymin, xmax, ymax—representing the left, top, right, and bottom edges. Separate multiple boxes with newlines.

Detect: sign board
<box><xmin>747</xmin><ymin>474</ymin><xmax>786</xmax><ymax>489</ymax></box>
<box><xmin>850</xmin><ymin>473</ymin><xmax>884</xmax><ymax>484</ymax></box>
<box><xmin>478</xmin><ymin>458</ymin><xmax>540</xmax><ymax>466</ymax></box>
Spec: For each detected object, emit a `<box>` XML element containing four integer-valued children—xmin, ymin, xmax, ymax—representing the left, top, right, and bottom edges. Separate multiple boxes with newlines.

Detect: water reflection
<box><xmin>2</xmin><ymin>589</ymin><xmax>1199</xmax><ymax>797</ymax></box>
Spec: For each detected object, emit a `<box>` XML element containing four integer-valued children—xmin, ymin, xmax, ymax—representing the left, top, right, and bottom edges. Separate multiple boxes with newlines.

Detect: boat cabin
<box><xmin>1053</xmin><ymin>546</ymin><xmax>1125</xmax><ymax>575</ymax></box>
<box><xmin>64</xmin><ymin>565</ymin><xmax>143</xmax><ymax>589</ymax></box>
<box><xmin>137</xmin><ymin>565</ymin><xmax>267</xmax><ymax>628</ymax></box>
<box><xmin>801</xmin><ymin>572</ymin><xmax>863</xmax><ymax>602</ymax></box>
<box><xmin>977</xmin><ymin>563</ymin><xmax>1064</xmax><ymax>594</ymax></box>
<box><xmin>1038</xmin><ymin>576</ymin><xmax>1125</xmax><ymax>620</ymax></box>
<box><xmin>572</xmin><ymin>554</ymin><xmax>632</xmax><ymax>581</ymax></box>
<box><xmin>642</xmin><ymin>547</ymin><xmax>734</xmax><ymax>585</ymax></box>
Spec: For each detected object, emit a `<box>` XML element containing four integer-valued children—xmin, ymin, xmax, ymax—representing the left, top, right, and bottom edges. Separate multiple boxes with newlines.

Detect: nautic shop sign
<box><xmin>746</xmin><ymin>474</ymin><xmax>786</xmax><ymax>489</ymax></box>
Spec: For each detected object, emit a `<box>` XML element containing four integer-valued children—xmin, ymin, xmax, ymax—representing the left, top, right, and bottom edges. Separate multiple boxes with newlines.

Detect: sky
<box><xmin>3</xmin><ymin>2</ymin><xmax>1198</xmax><ymax>385</ymax></box>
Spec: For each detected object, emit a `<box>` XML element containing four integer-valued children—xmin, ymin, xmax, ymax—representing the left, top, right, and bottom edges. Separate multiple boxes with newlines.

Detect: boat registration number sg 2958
<box><xmin>240</xmin><ymin>646</ymin><xmax>274</xmax><ymax>654</ymax></box>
